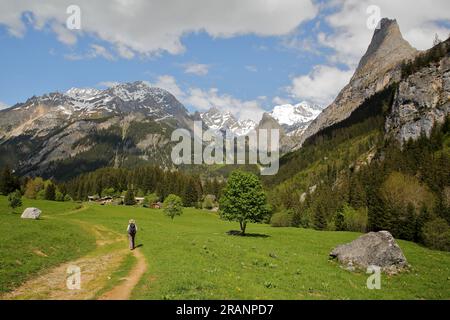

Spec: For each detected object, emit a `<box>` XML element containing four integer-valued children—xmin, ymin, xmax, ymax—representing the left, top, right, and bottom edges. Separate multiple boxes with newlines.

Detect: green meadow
<box><xmin>0</xmin><ymin>196</ymin><xmax>449</xmax><ymax>299</ymax></box>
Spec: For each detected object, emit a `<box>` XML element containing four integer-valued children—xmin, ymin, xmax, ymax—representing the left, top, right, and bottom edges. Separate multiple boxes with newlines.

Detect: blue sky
<box><xmin>0</xmin><ymin>0</ymin><xmax>449</xmax><ymax>121</ymax></box>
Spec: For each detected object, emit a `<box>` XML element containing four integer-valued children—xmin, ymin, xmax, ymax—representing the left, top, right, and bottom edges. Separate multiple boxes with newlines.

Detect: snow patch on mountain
<box><xmin>270</xmin><ymin>102</ymin><xmax>322</xmax><ymax>126</ymax></box>
<box><xmin>268</xmin><ymin>102</ymin><xmax>322</xmax><ymax>136</ymax></box>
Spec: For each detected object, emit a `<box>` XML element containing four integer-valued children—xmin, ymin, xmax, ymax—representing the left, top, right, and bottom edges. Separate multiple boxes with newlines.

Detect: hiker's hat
<box><xmin>129</xmin><ymin>219</ymin><xmax>135</xmax><ymax>224</ymax></box>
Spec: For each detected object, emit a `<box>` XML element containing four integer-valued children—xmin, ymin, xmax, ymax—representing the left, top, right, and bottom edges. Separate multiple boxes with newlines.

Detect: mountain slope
<box><xmin>264</xmin><ymin>32</ymin><xmax>450</xmax><ymax>250</ymax></box>
<box><xmin>0</xmin><ymin>82</ymin><xmax>193</xmax><ymax>179</ymax></box>
<box><xmin>297</xmin><ymin>18</ymin><xmax>418</xmax><ymax>148</ymax></box>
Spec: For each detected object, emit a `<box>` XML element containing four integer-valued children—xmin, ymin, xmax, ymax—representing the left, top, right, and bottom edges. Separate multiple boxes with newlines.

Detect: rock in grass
<box><xmin>329</xmin><ymin>231</ymin><xmax>408</xmax><ymax>275</ymax></box>
<box><xmin>21</xmin><ymin>207</ymin><xmax>42</xmax><ymax>220</ymax></box>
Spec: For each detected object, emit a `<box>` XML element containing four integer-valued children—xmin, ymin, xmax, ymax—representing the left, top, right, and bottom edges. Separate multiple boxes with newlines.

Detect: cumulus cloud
<box><xmin>0</xmin><ymin>0</ymin><xmax>317</xmax><ymax>58</ymax></box>
<box><xmin>185</xmin><ymin>87</ymin><xmax>265</xmax><ymax>123</ymax></box>
<box><xmin>288</xmin><ymin>65</ymin><xmax>353</xmax><ymax>106</ymax></box>
<box><xmin>149</xmin><ymin>75</ymin><xmax>265</xmax><ymax>123</ymax></box>
<box><xmin>97</xmin><ymin>81</ymin><xmax>120</xmax><ymax>88</ymax></box>
<box><xmin>151</xmin><ymin>75</ymin><xmax>186</xmax><ymax>100</ymax></box>
<box><xmin>183</xmin><ymin>63</ymin><xmax>209</xmax><ymax>76</ymax></box>
<box><xmin>0</xmin><ymin>101</ymin><xmax>9</xmax><ymax>110</ymax></box>
<box><xmin>320</xmin><ymin>0</ymin><xmax>450</xmax><ymax>67</ymax></box>
<box><xmin>272</xmin><ymin>96</ymin><xmax>292</xmax><ymax>106</ymax></box>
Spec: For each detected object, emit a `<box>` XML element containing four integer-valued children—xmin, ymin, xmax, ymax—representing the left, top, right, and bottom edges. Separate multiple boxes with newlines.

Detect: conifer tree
<box><xmin>124</xmin><ymin>189</ymin><xmax>136</xmax><ymax>206</ymax></box>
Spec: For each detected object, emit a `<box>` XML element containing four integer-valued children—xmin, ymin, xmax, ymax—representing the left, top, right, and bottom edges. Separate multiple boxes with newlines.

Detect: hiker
<box><xmin>127</xmin><ymin>219</ymin><xmax>138</xmax><ymax>250</ymax></box>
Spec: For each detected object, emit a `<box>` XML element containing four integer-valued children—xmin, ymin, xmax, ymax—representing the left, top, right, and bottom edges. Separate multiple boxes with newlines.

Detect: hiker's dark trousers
<box><xmin>128</xmin><ymin>233</ymin><xmax>135</xmax><ymax>250</ymax></box>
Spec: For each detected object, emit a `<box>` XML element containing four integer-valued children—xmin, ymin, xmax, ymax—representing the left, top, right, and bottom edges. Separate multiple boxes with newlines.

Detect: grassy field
<box><xmin>0</xmin><ymin>197</ymin><xmax>449</xmax><ymax>299</ymax></box>
<box><xmin>0</xmin><ymin>198</ymin><xmax>95</xmax><ymax>293</ymax></box>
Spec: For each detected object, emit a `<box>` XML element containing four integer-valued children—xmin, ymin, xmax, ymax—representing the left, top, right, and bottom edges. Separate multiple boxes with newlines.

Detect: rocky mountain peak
<box><xmin>297</xmin><ymin>18</ymin><xmax>419</xmax><ymax>149</ymax></box>
<box><xmin>200</xmin><ymin>107</ymin><xmax>256</xmax><ymax>136</ymax></box>
<box><xmin>356</xmin><ymin>18</ymin><xmax>417</xmax><ymax>76</ymax></box>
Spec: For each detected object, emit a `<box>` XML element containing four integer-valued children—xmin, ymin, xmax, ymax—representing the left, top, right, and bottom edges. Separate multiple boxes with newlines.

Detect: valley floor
<box><xmin>0</xmin><ymin>197</ymin><xmax>449</xmax><ymax>300</ymax></box>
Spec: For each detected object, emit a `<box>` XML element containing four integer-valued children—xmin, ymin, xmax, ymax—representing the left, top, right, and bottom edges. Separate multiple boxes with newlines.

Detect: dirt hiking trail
<box><xmin>1</xmin><ymin>208</ymin><xmax>148</xmax><ymax>300</ymax></box>
<box><xmin>98</xmin><ymin>248</ymin><xmax>147</xmax><ymax>300</ymax></box>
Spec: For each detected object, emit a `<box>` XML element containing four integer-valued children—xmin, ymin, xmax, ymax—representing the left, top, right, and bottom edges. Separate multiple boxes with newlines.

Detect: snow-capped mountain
<box><xmin>0</xmin><ymin>81</ymin><xmax>194</xmax><ymax>178</ymax></box>
<box><xmin>269</xmin><ymin>102</ymin><xmax>322</xmax><ymax>136</ymax></box>
<box><xmin>0</xmin><ymin>80</ymin><xmax>321</xmax><ymax>179</ymax></box>
<box><xmin>199</xmin><ymin>102</ymin><xmax>322</xmax><ymax>138</ymax></box>
<box><xmin>200</xmin><ymin>107</ymin><xmax>256</xmax><ymax>136</ymax></box>
<box><xmin>14</xmin><ymin>81</ymin><xmax>189</xmax><ymax>122</ymax></box>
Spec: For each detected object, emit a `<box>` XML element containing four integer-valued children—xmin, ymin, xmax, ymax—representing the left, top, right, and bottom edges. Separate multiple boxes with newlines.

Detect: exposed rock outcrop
<box><xmin>298</xmin><ymin>18</ymin><xmax>418</xmax><ymax>148</ymax></box>
<box><xmin>386</xmin><ymin>54</ymin><xmax>450</xmax><ymax>143</ymax></box>
<box><xmin>256</xmin><ymin>113</ymin><xmax>295</xmax><ymax>153</ymax></box>
<box><xmin>330</xmin><ymin>231</ymin><xmax>408</xmax><ymax>274</ymax></box>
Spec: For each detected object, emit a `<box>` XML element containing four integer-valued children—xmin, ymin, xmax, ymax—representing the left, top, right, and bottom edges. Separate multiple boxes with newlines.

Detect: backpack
<box><xmin>128</xmin><ymin>223</ymin><xmax>136</xmax><ymax>235</ymax></box>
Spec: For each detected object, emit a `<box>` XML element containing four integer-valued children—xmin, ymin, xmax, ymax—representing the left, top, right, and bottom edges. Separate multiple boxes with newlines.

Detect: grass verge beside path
<box><xmin>0</xmin><ymin>197</ymin><xmax>96</xmax><ymax>293</ymax></box>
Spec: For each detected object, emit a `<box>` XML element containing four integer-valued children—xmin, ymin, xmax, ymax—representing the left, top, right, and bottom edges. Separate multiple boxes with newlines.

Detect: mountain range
<box><xmin>0</xmin><ymin>80</ymin><xmax>321</xmax><ymax>178</ymax></box>
<box><xmin>0</xmin><ymin>18</ymin><xmax>448</xmax><ymax>181</ymax></box>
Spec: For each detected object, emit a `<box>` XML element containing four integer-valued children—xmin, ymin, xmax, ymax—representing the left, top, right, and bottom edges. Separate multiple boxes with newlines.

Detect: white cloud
<box><xmin>116</xmin><ymin>44</ymin><xmax>135</xmax><ymax>59</ymax></box>
<box><xmin>183</xmin><ymin>63</ymin><xmax>209</xmax><ymax>76</ymax></box>
<box><xmin>245</xmin><ymin>65</ymin><xmax>258</xmax><ymax>72</ymax></box>
<box><xmin>97</xmin><ymin>81</ymin><xmax>120</xmax><ymax>88</ymax></box>
<box><xmin>149</xmin><ymin>75</ymin><xmax>265</xmax><ymax>123</ymax></box>
<box><xmin>64</xmin><ymin>44</ymin><xmax>115</xmax><ymax>61</ymax></box>
<box><xmin>272</xmin><ymin>96</ymin><xmax>292</xmax><ymax>106</ymax></box>
<box><xmin>89</xmin><ymin>44</ymin><xmax>114</xmax><ymax>60</ymax></box>
<box><xmin>185</xmin><ymin>87</ymin><xmax>265</xmax><ymax>123</ymax></box>
<box><xmin>152</xmin><ymin>75</ymin><xmax>186</xmax><ymax>100</ymax></box>
<box><xmin>0</xmin><ymin>0</ymin><xmax>318</xmax><ymax>58</ymax></box>
<box><xmin>288</xmin><ymin>65</ymin><xmax>353</xmax><ymax>106</ymax></box>
<box><xmin>319</xmin><ymin>0</ymin><xmax>450</xmax><ymax>67</ymax></box>
<box><xmin>0</xmin><ymin>101</ymin><xmax>9</xmax><ymax>110</ymax></box>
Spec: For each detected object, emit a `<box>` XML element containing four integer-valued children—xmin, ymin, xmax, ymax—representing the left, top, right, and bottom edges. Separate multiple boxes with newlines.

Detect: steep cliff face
<box><xmin>255</xmin><ymin>113</ymin><xmax>298</xmax><ymax>153</ymax></box>
<box><xmin>298</xmin><ymin>18</ymin><xmax>418</xmax><ymax>148</ymax></box>
<box><xmin>386</xmin><ymin>54</ymin><xmax>450</xmax><ymax>143</ymax></box>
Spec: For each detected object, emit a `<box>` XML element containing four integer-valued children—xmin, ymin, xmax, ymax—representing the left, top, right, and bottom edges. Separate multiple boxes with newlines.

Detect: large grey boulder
<box><xmin>21</xmin><ymin>207</ymin><xmax>42</xmax><ymax>220</ymax></box>
<box><xmin>330</xmin><ymin>231</ymin><xmax>408</xmax><ymax>274</ymax></box>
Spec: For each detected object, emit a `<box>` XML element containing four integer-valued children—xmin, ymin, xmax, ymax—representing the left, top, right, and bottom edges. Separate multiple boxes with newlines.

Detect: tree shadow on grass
<box><xmin>226</xmin><ymin>230</ymin><xmax>270</xmax><ymax>238</ymax></box>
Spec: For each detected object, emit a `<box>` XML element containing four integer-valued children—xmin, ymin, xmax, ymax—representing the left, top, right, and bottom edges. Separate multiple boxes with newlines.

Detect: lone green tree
<box><xmin>163</xmin><ymin>194</ymin><xmax>183</xmax><ymax>220</ymax></box>
<box><xmin>8</xmin><ymin>190</ymin><xmax>22</xmax><ymax>213</ymax></box>
<box><xmin>219</xmin><ymin>171</ymin><xmax>268</xmax><ymax>235</ymax></box>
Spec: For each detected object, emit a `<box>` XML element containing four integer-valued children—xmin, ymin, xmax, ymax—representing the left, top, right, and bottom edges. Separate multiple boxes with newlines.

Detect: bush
<box><xmin>102</xmin><ymin>187</ymin><xmax>116</xmax><ymax>197</ymax></box>
<box><xmin>55</xmin><ymin>191</ymin><xmax>65</xmax><ymax>202</ymax></box>
<box><xmin>124</xmin><ymin>189</ymin><xmax>136</xmax><ymax>206</ymax></box>
<box><xmin>202</xmin><ymin>195</ymin><xmax>216</xmax><ymax>210</ymax></box>
<box><xmin>422</xmin><ymin>218</ymin><xmax>450</xmax><ymax>251</ymax></box>
<box><xmin>64</xmin><ymin>194</ymin><xmax>73</xmax><ymax>202</ymax></box>
<box><xmin>270</xmin><ymin>210</ymin><xmax>293</xmax><ymax>227</ymax></box>
<box><xmin>143</xmin><ymin>193</ymin><xmax>159</xmax><ymax>207</ymax></box>
<box><xmin>8</xmin><ymin>190</ymin><xmax>22</xmax><ymax>212</ymax></box>
<box><xmin>36</xmin><ymin>189</ymin><xmax>46</xmax><ymax>200</ymax></box>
